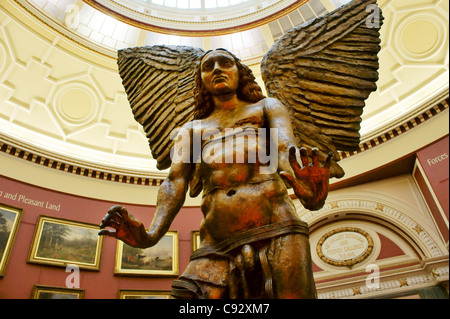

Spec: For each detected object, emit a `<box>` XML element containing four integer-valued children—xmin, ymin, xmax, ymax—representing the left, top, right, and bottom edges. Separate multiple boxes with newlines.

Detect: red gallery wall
<box><xmin>415</xmin><ymin>135</ymin><xmax>449</xmax><ymax>243</ymax></box>
<box><xmin>0</xmin><ymin>175</ymin><xmax>203</xmax><ymax>299</ymax></box>
<box><xmin>416</xmin><ymin>135</ymin><xmax>449</xmax><ymax>220</ymax></box>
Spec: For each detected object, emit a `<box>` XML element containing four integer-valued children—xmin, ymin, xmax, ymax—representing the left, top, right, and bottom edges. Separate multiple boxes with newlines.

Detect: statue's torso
<box><xmin>194</xmin><ymin>99</ymin><xmax>299</xmax><ymax>245</ymax></box>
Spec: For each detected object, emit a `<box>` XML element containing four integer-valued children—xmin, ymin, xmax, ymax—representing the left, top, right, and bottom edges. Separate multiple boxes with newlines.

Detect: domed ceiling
<box><xmin>0</xmin><ymin>0</ymin><xmax>448</xmax><ymax>180</ymax></box>
<box><xmin>83</xmin><ymin>0</ymin><xmax>311</xmax><ymax>35</ymax></box>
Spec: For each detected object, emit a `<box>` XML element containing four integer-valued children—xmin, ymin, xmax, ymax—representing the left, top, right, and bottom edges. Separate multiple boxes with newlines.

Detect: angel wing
<box><xmin>261</xmin><ymin>0</ymin><xmax>383</xmax><ymax>178</ymax></box>
<box><xmin>117</xmin><ymin>45</ymin><xmax>205</xmax><ymax>170</ymax></box>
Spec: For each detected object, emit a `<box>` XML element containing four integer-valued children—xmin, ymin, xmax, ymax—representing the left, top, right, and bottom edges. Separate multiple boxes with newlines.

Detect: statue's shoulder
<box><xmin>262</xmin><ymin>97</ymin><xmax>281</xmax><ymax>104</ymax></box>
<box><xmin>261</xmin><ymin>97</ymin><xmax>286</xmax><ymax>111</ymax></box>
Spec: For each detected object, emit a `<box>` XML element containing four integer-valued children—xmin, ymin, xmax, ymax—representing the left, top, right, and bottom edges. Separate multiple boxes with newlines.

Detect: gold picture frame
<box><xmin>191</xmin><ymin>230</ymin><xmax>200</xmax><ymax>252</ymax></box>
<box><xmin>0</xmin><ymin>203</ymin><xmax>23</xmax><ymax>277</ymax></box>
<box><xmin>114</xmin><ymin>230</ymin><xmax>178</xmax><ymax>277</ymax></box>
<box><xmin>28</xmin><ymin>216</ymin><xmax>103</xmax><ymax>271</ymax></box>
<box><xmin>118</xmin><ymin>289</ymin><xmax>171</xmax><ymax>299</ymax></box>
<box><xmin>31</xmin><ymin>284</ymin><xmax>85</xmax><ymax>299</ymax></box>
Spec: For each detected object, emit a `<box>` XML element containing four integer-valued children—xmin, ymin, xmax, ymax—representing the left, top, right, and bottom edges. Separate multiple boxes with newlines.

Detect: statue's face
<box><xmin>200</xmin><ymin>50</ymin><xmax>239</xmax><ymax>95</ymax></box>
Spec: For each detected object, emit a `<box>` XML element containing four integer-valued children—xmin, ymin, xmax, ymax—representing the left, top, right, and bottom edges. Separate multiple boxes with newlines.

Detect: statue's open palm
<box><xmin>280</xmin><ymin>146</ymin><xmax>332</xmax><ymax>211</ymax></box>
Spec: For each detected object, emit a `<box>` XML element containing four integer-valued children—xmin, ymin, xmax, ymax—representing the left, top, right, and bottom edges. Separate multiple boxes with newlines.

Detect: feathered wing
<box><xmin>261</xmin><ymin>0</ymin><xmax>383</xmax><ymax>178</ymax></box>
<box><xmin>117</xmin><ymin>45</ymin><xmax>205</xmax><ymax>170</ymax></box>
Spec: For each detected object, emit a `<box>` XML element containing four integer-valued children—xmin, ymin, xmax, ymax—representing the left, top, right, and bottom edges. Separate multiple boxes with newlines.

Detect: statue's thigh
<box><xmin>174</xmin><ymin>257</ymin><xmax>230</xmax><ymax>299</ymax></box>
<box><xmin>267</xmin><ymin>233</ymin><xmax>316</xmax><ymax>299</ymax></box>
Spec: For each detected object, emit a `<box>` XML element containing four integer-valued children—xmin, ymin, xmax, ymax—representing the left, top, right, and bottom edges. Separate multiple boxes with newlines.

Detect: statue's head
<box><xmin>193</xmin><ymin>48</ymin><xmax>265</xmax><ymax>119</ymax></box>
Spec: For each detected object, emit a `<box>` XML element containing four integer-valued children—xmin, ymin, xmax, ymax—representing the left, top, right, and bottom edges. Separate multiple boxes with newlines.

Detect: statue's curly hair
<box><xmin>193</xmin><ymin>48</ymin><xmax>265</xmax><ymax>119</ymax></box>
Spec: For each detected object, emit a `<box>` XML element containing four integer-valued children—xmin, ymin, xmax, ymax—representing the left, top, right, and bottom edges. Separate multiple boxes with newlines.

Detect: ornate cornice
<box><xmin>317</xmin><ymin>257</ymin><xmax>448</xmax><ymax>299</ymax></box>
<box><xmin>0</xmin><ymin>141</ymin><xmax>165</xmax><ymax>187</ymax></box>
<box><xmin>0</xmin><ymin>98</ymin><xmax>448</xmax><ymax>186</ymax></box>
<box><xmin>298</xmin><ymin>198</ymin><xmax>445</xmax><ymax>258</ymax></box>
<box><xmin>339</xmin><ymin>98</ymin><xmax>448</xmax><ymax>160</ymax></box>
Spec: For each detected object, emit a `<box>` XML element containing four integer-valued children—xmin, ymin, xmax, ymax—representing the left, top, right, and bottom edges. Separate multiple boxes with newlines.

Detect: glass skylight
<box><xmin>268</xmin><ymin>0</ymin><xmax>327</xmax><ymax>40</ymax></box>
<box><xmin>139</xmin><ymin>0</ymin><xmax>252</xmax><ymax>10</ymax></box>
<box><xmin>331</xmin><ymin>0</ymin><xmax>352</xmax><ymax>7</ymax></box>
<box><xmin>24</xmin><ymin>0</ymin><xmax>332</xmax><ymax>58</ymax></box>
<box><xmin>210</xmin><ymin>28</ymin><xmax>267</xmax><ymax>59</ymax></box>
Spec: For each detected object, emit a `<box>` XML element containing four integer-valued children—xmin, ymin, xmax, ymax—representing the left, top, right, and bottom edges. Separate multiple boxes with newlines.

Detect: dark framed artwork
<box><xmin>28</xmin><ymin>216</ymin><xmax>103</xmax><ymax>271</ymax></box>
<box><xmin>31</xmin><ymin>284</ymin><xmax>84</xmax><ymax>299</ymax></box>
<box><xmin>118</xmin><ymin>289</ymin><xmax>171</xmax><ymax>299</ymax></box>
<box><xmin>0</xmin><ymin>203</ymin><xmax>23</xmax><ymax>277</ymax></box>
<box><xmin>115</xmin><ymin>230</ymin><xmax>178</xmax><ymax>276</ymax></box>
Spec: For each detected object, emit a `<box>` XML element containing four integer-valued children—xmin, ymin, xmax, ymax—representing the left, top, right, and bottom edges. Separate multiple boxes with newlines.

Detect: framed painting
<box><xmin>0</xmin><ymin>204</ymin><xmax>23</xmax><ymax>277</ymax></box>
<box><xmin>191</xmin><ymin>230</ymin><xmax>200</xmax><ymax>252</ymax></box>
<box><xmin>28</xmin><ymin>216</ymin><xmax>103</xmax><ymax>271</ymax></box>
<box><xmin>31</xmin><ymin>285</ymin><xmax>84</xmax><ymax>299</ymax></box>
<box><xmin>118</xmin><ymin>289</ymin><xmax>171</xmax><ymax>299</ymax></box>
<box><xmin>115</xmin><ymin>230</ymin><xmax>178</xmax><ymax>276</ymax></box>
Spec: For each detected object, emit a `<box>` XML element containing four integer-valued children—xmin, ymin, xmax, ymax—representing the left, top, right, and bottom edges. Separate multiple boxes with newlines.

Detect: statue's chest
<box><xmin>212</xmin><ymin>106</ymin><xmax>266</xmax><ymax>130</ymax></box>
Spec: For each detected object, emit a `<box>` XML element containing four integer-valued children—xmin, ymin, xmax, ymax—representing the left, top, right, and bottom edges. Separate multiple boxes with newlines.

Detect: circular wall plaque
<box><xmin>317</xmin><ymin>227</ymin><xmax>373</xmax><ymax>267</ymax></box>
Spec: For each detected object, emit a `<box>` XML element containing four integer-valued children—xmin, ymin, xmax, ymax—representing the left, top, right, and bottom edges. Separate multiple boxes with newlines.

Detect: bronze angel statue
<box><xmin>100</xmin><ymin>0</ymin><xmax>383</xmax><ymax>299</ymax></box>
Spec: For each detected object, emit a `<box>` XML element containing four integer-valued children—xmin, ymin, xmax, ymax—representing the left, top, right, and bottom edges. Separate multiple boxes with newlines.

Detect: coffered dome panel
<box><xmin>358</xmin><ymin>0</ymin><xmax>449</xmax><ymax>141</ymax></box>
<box><xmin>0</xmin><ymin>40</ymin><xmax>7</xmax><ymax>75</ymax></box>
<box><xmin>397</xmin><ymin>14</ymin><xmax>446</xmax><ymax>61</ymax></box>
<box><xmin>401</xmin><ymin>20</ymin><xmax>438</xmax><ymax>56</ymax></box>
<box><xmin>54</xmin><ymin>83</ymin><xmax>98</xmax><ymax>126</ymax></box>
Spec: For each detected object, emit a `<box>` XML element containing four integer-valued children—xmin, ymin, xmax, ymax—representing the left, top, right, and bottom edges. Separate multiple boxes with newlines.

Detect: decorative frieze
<box><xmin>298</xmin><ymin>198</ymin><xmax>444</xmax><ymax>258</ymax></box>
<box><xmin>318</xmin><ymin>269</ymin><xmax>448</xmax><ymax>299</ymax></box>
<box><xmin>0</xmin><ymin>99</ymin><xmax>448</xmax><ymax>189</ymax></box>
<box><xmin>339</xmin><ymin>99</ymin><xmax>448</xmax><ymax>160</ymax></box>
<box><xmin>0</xmin><ymin>140</ymin><xmax>164</xmax><ymax>187</ymax></box>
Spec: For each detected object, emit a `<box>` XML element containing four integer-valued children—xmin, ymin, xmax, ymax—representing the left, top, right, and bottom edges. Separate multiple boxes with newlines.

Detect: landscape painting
<box><xmin>115</xmin><ymin>230</ymin><xmax>178</xmax><ymax>276</ymax></box>
<box><xmin>0</xmin><ymin>204</ymin><xmax>22</xmax><ymax>277</ymax></box>
<box><xmin>28</xmin><ymin>216</ymin><xmax>103</xmax><ymax>270</ymax></box>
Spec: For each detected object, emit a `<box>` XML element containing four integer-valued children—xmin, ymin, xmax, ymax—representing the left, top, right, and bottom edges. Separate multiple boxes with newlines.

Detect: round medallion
<box><xmin>396</xmin><ymin>14</ymin><xmax>445</xmax><ymax>61</ymax></box>
<box><xmin>60</xmin><ymin>88</ymin><xmax>93</xmax><ymax>120</ymax></box>
<box><xmin>54</xmin><ymin>84</ymin><xmax>98</xmax><ymax>126</ymax></box>
<box><xmin>401</xmin><ymin>19</ymin><xmax>438</xmax><ymax>55</ymax></box>
<box><xmin>317</xmin><ymin>227</ymin><xmax>373</xmax><ymax>267</ymax></box>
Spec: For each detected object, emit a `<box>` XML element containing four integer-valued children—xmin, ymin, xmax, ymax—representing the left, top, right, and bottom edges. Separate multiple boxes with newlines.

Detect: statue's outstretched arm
<box><xmin>99</xmin><ymin>124</ymin><xmax>193</xmax><ymax>248</ymax></box>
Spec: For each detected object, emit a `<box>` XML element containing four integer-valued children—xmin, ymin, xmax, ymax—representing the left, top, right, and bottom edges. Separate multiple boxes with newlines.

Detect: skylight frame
<box><xmin>80</xmin><ymin>0</ymin><xmax>308</xmax><ymax>36</ymax></box>
<box><xmin>135</xmin><ymin>0</ymin><xmax>256</xmax><ymax>11</ymax></box>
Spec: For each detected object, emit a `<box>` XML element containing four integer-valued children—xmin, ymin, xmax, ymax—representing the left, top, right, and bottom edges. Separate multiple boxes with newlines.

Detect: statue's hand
<box><xmin>99</xmin><ymin>206</ymin><xmax>152</xmax><ymax>248</ymax></box>
<box><xmin>280</xmin><ymin>146</ymin><xmax>332</xmax><ymax>211</ymax></box>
